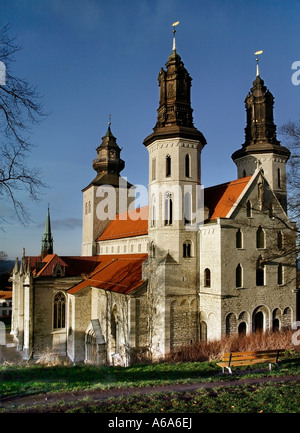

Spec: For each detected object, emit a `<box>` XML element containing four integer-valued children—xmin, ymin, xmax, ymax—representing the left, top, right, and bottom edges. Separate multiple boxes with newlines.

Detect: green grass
<box><xmin>62</xmin><ymin>381</ymin><xmax>300</xmax><ymax>413</ymax></box>
<box><xmin>0</xmin><ymin>354</ymin><xmax>299</xmax><ymax>413</ymax></box>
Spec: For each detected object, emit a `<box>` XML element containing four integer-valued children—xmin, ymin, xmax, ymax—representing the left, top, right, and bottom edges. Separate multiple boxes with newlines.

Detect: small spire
<box><xmin>172</xmin><ymin>21</ymin><xmax>180</xmax><ymax>52</ymax></box>
<box><xmin>254</xmin><ymin>50</ymin><xmax>263</xmax><ymax>77</ymax></box>
<box><xmin>13</xmin><ymin>257</ymin><xmax>19</xmax><ymax>273</ymax></box>
<box><xmin>104</xmin><ymin>114</ymin><xmax>115</xmax><ymax>138</ymax></box>
<box><xmin>41</xmin><ymin>206</ymin><xmax>53</xmax><ymax>260</ymax></box>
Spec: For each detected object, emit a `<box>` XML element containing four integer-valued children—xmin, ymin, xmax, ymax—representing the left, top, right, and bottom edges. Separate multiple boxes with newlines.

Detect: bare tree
<box><xmin>279</xmin><ymin>120</ymin><xmax>300</xmax><ymax>223</ymax></box>
<box><xmin>0</xmin><ymin>251</ymin><xmax>7</xmax><ymax>262</ymax></box>
<box><xmin>0</xmin><ymin>24</ymin><xmax>48</xmax><ymax>224</ymax></box>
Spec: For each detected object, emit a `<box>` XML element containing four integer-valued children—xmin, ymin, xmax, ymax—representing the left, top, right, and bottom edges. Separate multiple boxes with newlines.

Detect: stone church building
<box><xmin>11</xmin><ymin>33</ymin><xmax>298</xmax><ymax>365</ymax></box>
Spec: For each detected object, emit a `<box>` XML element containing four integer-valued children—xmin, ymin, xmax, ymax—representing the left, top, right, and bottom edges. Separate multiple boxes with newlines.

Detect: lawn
<box><xmin>0</xmin><ymin>353</ymin><xmax>299</xmax><ymax>413</ymax></box>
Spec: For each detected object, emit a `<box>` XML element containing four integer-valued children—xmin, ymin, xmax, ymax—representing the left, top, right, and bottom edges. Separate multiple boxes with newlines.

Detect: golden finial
<box><xmin>172</xmin><ymin>21</ymin><xmax>180</xmax><ymax>52</ymax></box>
<box><xmin>254</xmin><ymin>50</ymin><xmax>263</xmax><ymax>76</ymax></box>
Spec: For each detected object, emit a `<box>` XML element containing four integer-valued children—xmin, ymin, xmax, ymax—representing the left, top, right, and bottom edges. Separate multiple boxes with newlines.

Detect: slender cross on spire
<box><xmin>254</xmin><ymin>50</ymin><xmax>263</xmax><ymax>77</ymax></box>
<box><xmin>172</xmin><ymin>21</ymin><xmax>180</xmax><ymax>52</ymax></box>
<box><xmin>108</xmin><ymin>113</ymin><xmax>111</xmax><ymax>126</ymax></box>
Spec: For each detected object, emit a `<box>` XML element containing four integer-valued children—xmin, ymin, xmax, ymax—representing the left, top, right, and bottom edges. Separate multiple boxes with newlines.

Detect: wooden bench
<box><xmin>217</xmin><ymin>349</ymin><xmax>285</xmax><ymax>374</ymax></box>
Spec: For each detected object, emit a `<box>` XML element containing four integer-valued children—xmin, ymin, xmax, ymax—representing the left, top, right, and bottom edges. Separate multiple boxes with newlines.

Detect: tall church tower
<box><xmin>81</xmin><ymin>122</ymin><xmax>134</xmax><ymax>256</ymax></box>
<box><xmin>143</xmin><ymin>24</ymin><xmax>206</xmax><ymax>262</ymax></box>
<box><xmin>142</xmin><ymin>24</ymin><xmax>206</xmax><ymax>359</ymax></box>
<box><xmin>232</xmin><ymin>54</ymin><xmax>290</xmax><ymax>210</ymax></box>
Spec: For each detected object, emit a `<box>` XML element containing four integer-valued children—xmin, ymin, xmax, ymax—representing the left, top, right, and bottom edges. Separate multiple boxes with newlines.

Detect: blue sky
<box><xmin>0</xmin><ymin>0</ymin><xmax>300</xmax><ymax>259</ymax></box>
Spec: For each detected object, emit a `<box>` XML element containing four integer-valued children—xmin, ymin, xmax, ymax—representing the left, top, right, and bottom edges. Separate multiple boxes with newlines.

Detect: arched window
<box><xmin>256</xmin><ymin>226</ymin><xmax>265</xmax><ymax>249</ymax></box>
<box><xmin>277</xmin><ymin>168</ymin><xmax>281</xmax><ymax>188</ymax></box>
<box><xmin>278</xmin><ymin>263</ymin><xmax>283</xmax><ymax>285</ymax></box>
<box><xmin>242</xmin><ymin>169</ymin><xmax>247</xmax><ymax>177</ymax></box>
<box><xmin>277</xmin><ymin>231</ymin><xmax>283</xmax><ymax>250</ymax></box>
<box><xmin>256</xmin><ymin>258</ymin><xmax>265</xmax><ymax>286</ymax></box>
<box><xmin>204</xmin><ymin>268</ymin><xmax>211</xmax><ymax>287</ymax></box>
<box><xmin>166</xmin><ymin>155</ymin><xmax>171</xmax><ymax>177</ymax></box>
<box><xmin>149</xmin><ymin>241</ymin><xmax>156</xmax><ymax>258</ymax></box>
<box><xmin>151</xmin><ymin>194</ymin><xmax>156</xmax><ymax>227</ymax></box>
<box><xmin>53</xmin><ymin>291</ymin><xmax>66</xmax><ymax>329</ymax></box>
<box><xmin>185</xmin><ymin>154</ymin><xmax>191</xmax><ymax>177</ymax></box>
<box><xmin>152</xmin><ymin>158</ymin><xmax>156</xmax><ymax>180</ymax></box>
<box><xmin>184</xmin><ymin>192</ymin><xmax>192</xmax><ymax>225</ymax></box>
<box><xmin>183</xmin><ymin>241</ymin><xmax>192</xmax><ymax>258</ymax></box>
<box><xmin>164</xmin><ymin>192</ymin><xmax>173</xmax><ymax>225</ymax></box>
<box><xmin>246</xmin><ymin>200</ymin><xmax>252</xmax><ymax>218</ymax></box>
<box><xmin>236</xmin><ymin>229</ymin><xmax>242</xmax><ymax>249</ymax></box>
<box><xmin>111</xmin><ymin>307</ymin><xmax>118</xmax><ymax>352</ymax></box>
<box><xmin>236</xmin><ymin>264</ymin><xmax>242</xmax><ymax>288</ymax></box>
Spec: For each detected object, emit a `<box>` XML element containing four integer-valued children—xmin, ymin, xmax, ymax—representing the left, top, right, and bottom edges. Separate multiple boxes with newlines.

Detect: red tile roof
<box><xmin>0</xmin><ymin>291</ymin><xmax>12</xmax><ymax>300</ymax></box>
<box><xmin>68</xmin><ymin>254</ymin><xmax>147</xmax><ymax>295</ymax></box>
<box><xmin>30</xmin><ymin>254</ymin><xmax>100</xmax><ymax>277</ymax></box>
<box><xmin>96</xmin><ymin>178</ymin><xmax>251</xmax><ymax>242</ymax></box>
<box><xmin>97</xmin><ymin>206</ymin><xmax>148</xmax><ymax>241</ymax></box>
<box><xmin>204</xmin><ymin>176</ymin><xmax>252</xmax><ymax>220</ymax></box>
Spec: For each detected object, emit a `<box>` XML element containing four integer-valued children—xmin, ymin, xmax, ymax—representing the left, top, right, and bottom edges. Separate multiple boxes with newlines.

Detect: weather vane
<box><xmin>172</xmin><ymin>21</ymin><xmax>180</xmax><ymax>52</ymax></box>
<box><xmin>254</xmin><ymin>50</ymin><xmax>263</xmax><ymax>77</ymax></box>
<box><xmin>108</xmin><ymin>113</ymin><xmax>111</xmax><ymax>126</ymax></box>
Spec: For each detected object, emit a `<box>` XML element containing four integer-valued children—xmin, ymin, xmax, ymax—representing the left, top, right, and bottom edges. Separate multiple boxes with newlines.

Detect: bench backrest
<box><xmin>221</xmin><ymin>349</ymin><xmax>285</xmax><ymax>362</ymax></box>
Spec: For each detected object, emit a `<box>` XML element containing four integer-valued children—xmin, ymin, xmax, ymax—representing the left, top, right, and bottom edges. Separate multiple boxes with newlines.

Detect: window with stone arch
<box><xmin>183</xmin><ymin>240</ymin><xmax>192</xmax><ymax>258</ymax></box>
<box><xmin>185</xmin><ymin>153</ymin><xmax>191</xmax><ymax>178</ymax></box>
<box><xmin>236</xmin><ymin>263</ymin><xmax>243</xmax><ymax>288</ymax></box>
<box><xmin>53</xmin><ymin>291</ymin><xmax>66</xmax><ymax>329</ymax></box>
<box><xmin>256</xmin><ymin>226</ymin><xmax>265</xmax><ymax>249</ymax></box>
<box><xmin>166</xmin><ymin>154</ymin><xmax>171</xmax><ymax>177</ymax></box>
<box><xmin>236</xmin><ymin>229</ymin><xmax>243</xmax><ymax>249</ymax></box>
<box><xmin>151</xmin><ymin>194</ymin><xmax>156</xmax><ymax>227</ymax></box>
<box><xmin>184</xmin><ymin>192</ymin><xmax>192</xmax><ymax>225</ymax></box>
<box><xmin>277</xmin><ymin>168</ymin><xmax>281</xmax><ymax>188</ymax></box>
<box><xmin>111</xmin><ymin>306</ymin><xmax>118</xmax><ymax>352</ymax></box>
<box><xmin>150</xmin><ymin>241</ymin><xmax>156</xmax><ymax>258</ymax></box>
<box><xmin>164</xmin><ymin>192</ymin><xmax>173</xmax><ymax>225</ymax></box>
<box><xmin>204</xmin><ymin>268</ymin><xmax>211</xmax><ymax>287</ymax></box>
<box><xmin>246</xmin><ymin>200</ymin><xmax>252</xmax><ymax>218</ymax></box>
<box><xmin>256</xmin><ymin>256</ymin><xmax>265</xmax><ymax>286</ymax></box>
<box><xmin>278</xmin><ymin>263</ymin><xmax>283</xmax><ymax>285</ymax></box>
<box><xmin>277</xmin><ymin>230</ymin><xmax>283</xmax><ymax>250</ymax></box>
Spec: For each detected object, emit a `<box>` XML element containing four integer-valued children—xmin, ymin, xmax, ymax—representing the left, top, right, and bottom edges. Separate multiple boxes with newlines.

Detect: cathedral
<box><xmin>10</xmin><ymin>32</ymin><xmax>298</xmax><ymax>366</ymax></box>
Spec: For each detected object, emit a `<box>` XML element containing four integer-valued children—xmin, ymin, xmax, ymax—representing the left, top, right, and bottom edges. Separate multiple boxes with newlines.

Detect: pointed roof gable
<box><xmin>29</xmin><ymin>254</ymin><xmax>100</xmax><ymax>277</ymax></box>
<box><xmin>204</xmin><ymin>176</ymin><xmax>252</xmax><ymax>220</ymax></box>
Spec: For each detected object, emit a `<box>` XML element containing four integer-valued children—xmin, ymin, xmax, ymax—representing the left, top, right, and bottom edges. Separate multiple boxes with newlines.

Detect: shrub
<box><xmin>165</xmin><ymin>330</ymin><xmax>296</xmax><ymax>363</ymax></box>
